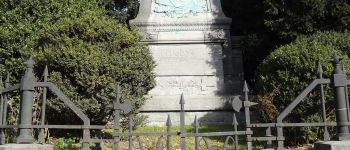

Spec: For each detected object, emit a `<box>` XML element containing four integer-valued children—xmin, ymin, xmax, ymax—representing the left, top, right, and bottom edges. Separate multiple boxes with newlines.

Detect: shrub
<box><xmin>255</xmin><ymin>31</ymin><xmax>350</xmax><ymax>144</ymax></box>
<box><xmin>0</xmin><ymin>0</ymin><xmax>155</xmax><ymax>125</ymax></box>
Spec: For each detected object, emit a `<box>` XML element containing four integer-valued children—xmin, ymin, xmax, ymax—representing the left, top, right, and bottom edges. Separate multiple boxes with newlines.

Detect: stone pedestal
<box><xmin>130</xmin><ymin>0</ymin><xmax>243</xmax><ymax>125</ymax></box>
<box><xmin>314</xmin><ymin>141</ymin><xmax>350</xmax><ymax>150</ymax></box>
<box><xmin>0</xmin><ymin>144</ymin><xmax>53</xmax><ymax>150</ymax></box>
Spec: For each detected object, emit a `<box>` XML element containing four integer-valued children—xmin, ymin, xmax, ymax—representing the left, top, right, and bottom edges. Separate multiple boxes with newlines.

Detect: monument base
<box><xmin>0</xmin><ymin>144</ymin><xmax>53</xmax><ymax>150</ymax></box>
<box><xmin>141</xmin><ymin>95</ymin><xmax>244</xmax><ymax>125</ymax></box>
<box><xmin>314</xmin><ymin>140</ymin><xmax>350</xmax><ymax>150</ymax></box>
<box><xmin>141</xmin><ymin>111</ymin><xmax>246</xmax><ymax>126</ymax></box>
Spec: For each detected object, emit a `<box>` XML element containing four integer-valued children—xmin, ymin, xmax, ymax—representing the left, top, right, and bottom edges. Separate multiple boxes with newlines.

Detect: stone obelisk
<box><xmin>130</xmin><ymin>0</ymin><xmax>243</xmax><ymax>125</ymax></box>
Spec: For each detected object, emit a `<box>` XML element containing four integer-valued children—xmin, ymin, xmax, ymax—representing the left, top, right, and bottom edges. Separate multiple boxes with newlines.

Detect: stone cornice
<box><xmin>131</xmin><ymin>19</ymin><xmax>231</xmax><ymax>26</ymax></box>
<box><xmin>136</xmin><ymin>25</ymin><xmax>230</xmax><ymax>32</ymax></box>
<box><xmin>138</xmin><ymin>29</ymin><xmax>230</xmax><ymax>44</ymax></box>
<box><xmin>130</xmin><ymin>0</ymin><xmax>232</xmax><ymax>31</ymax></box>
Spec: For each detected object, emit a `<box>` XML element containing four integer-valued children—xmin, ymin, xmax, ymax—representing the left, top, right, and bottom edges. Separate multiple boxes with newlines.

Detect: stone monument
<box><xmin>130</xmin><ymin>0</ymin><xmax>243</xmax><ymax>125</ymax></box>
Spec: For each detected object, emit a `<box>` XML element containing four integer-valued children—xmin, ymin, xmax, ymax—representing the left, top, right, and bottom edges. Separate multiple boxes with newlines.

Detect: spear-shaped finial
<box><xmin>233</xmin><ymin>113</ymin><xmax>238</xmax><ymax>126</ymax></box>
<box><xmin>5</xmin><ymin>73</ymin><xmax>10</xmax><ymax>87</ymax></box>
<box><xmin>24</xmin><ymin>56</ymin><xmax>35</xmax><ymax>69</ymax></box>
<box><xmin>243</xmin><ymin>80</ymin><xmax>249</xmax><ymax>93</ymax></box>
<box><xmin>113</xmin><ymin>82</ymin><xmax>121</xmax><ymax>109</ymax></box>
<box><xmin>317</xmin><ymin>62</ymin><xmax>323</xmax><ymax>78</ymax></box>
<box><xmin>166</xmin><ymin>115</ymin><xmax>172</xmax><ymax>126</ymax></box>
<box><xmin>42</xmin><ymin>65</ymin><xmax>49</xmax><ymax>82</ymax></box>
<box><xmin>317</xmin><ymin>62</ymin><xmax>323</xmax><ymax>74</ymax></box>
<box><xmin>166</xmin><ymin>114</ymin><xmax>172</xmax><ymax>150</ymax></box>
<box><xmin>179</xmin><ymin>93</ymin><xmax>186</xmax><ymax>149</ymax></box>
<box><xmin>115</xmin><ymin>82</ymin><xmax>120</xmax><ymax>94</ymax></box>
<box><xmin>179</xmin><ymin>93</ymin><xmax>185</xmax><ymax>105</ymax></box>
<box><xmin>194</xmin><ymin>115</ymin><xmax>199</xmax><ymax>127</ymax></box>
<box><xmin>331</xmin><ymin>53</ymin><xmax>341</xmax><ymax>64</ymax></box>
<box><xmin>43</xmin><ymin>66</ymin><xmax>48</xmax><ymax>77</ymax></box>
<box><xmin>0</xmin><ymin>77</ymin><xmax>3</xmax><ymax>88</ymax></box>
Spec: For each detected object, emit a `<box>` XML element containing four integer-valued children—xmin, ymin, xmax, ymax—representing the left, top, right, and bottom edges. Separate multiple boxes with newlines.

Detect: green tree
<box><xmin>256</xmin><ymin>31</ymin><xmax>350</xmax><ymax>144</ymax></box>
<box><xmin>222</xmin><ymin>0</ymin><xmax>350</xmax><ymax>87</ymax></box>
<box><xmin>222</xmin><ymin>0</ymin><xmax>279</xmax><ymax>84</ymax></box>
<box><xmin>264</xmin><ymin>0</ymin><xmax>350</xmax><ymax>41</ymax></box>
<box><xmin>100</xmin><ymin>0</ymin><xmax>139</xmax><ymax>23</ymax></box>
<box><xmin>0</xmin><ymin>0</ymin><xmax>155</xmax><ymax>125</ymax></box>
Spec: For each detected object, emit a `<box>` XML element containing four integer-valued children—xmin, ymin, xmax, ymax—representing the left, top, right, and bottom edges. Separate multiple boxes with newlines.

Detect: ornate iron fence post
<box><xmin>166</xmin><ymin>115</ymin><xmax>171</xmax><ymax>150</ymax></box>
<box><xmin>17</xmin><ymin>58</ymin><xmax>36</xmax><ymax>144</ymax></box>
<box><xmin>342</xmin><ymin>65</ymin><xmax>350</xmax><ymax>124</ymax></box>
<box><xmin>113</xmin><ymin>83</ymin><xmax>121</xmax><ymax>150</ymax></box>
<box><xmin>3</xmin><ymin>74</ymin><xmax>9</xmax><ymax>136</ymax></box>
<box><xmin>1</xmin><ymin>73</ymin><xmax>9</xmax><ymax>145</ymax></box>
<box><xmin>112</xmin><ymin>83</ymin><xmax>132</xmax><ymax>150</ymax></box>
<box><xmin>243</xmin><ymin>81</ymin><xmax>253</xmax><ymax>150</ymax></box>
<box><xmin>179</xmin><ymin>93</ymin><xmax>186</xmax><ymax>150</ymax></box>
<box><xmin>129</xmin><ymin>114</ymin><xmax>133</xmax><ymax>150</ymax></box>
<box><xmin>194</xmin><ymin>116</ymin><xmax>199</xmax><ymax>150</ymax></box>
<box><xmin>318</xmin><ymin>62</ymin><xmax>330</xmax><ymax>141</ymax></box>
<box><xmin>331</xmin><ymin>55</ymin><xmax>350</xmax><ymax>140</ymax></box>
<box><xmin>231</xmin><ymin>96</ymin><xmax>242</xmax><ymax>150</ymax></box>
<box><xmin>0</xmin><ymin>77</ymin><xmax>4</xmax><ymax>145</ymax></box>
<box><xmin>38</xmin><ymin>66</ymin><xmax>48</xmax><ymax>143</ymax></box>
<box><xmin>265</xmin><ymin>127</ymin><xmax>273</xmax><ymax>149</ymax></box>
<box><xmin>233</xmin><ymin>112</ymin><xmax>239</xmax><ymax>150</ymax></box>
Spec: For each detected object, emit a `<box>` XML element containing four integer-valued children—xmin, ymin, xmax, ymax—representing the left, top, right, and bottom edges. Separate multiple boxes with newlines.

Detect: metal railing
<box><xmin>0</xmin><ymin>55</ymin><xmax>350</xmax><ymax>150</ymax></box>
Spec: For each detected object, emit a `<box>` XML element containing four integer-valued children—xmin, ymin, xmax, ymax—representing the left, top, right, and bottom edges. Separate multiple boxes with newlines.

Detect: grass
<box><xmin>98</xmin><ymin>124</ymin><xmax>264</xmax><ymax>150</ymax></box>
<box><xmin>48</xmin><ymin>125</ymin><xmax>314</xmax><ymax>150</ymax></box>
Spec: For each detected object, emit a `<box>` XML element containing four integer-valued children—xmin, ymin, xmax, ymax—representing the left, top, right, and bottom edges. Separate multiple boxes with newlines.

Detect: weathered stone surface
<box><xmin>141</xmin><ymin>95</ymin><xmax>232</xmax><ymax>111</ymax></box>
<box><xmin>131</xmin><ymin>0</ymin><xmax>244</xmax><ymax>124</ymax></box>
<box><xmin>0</xmin><ymin>144</ymin><xmax>53</xmax><ymax>150</ymax></box>
<box><xmin>142</xmin><ymin>111</ymin><xmax>246</xmax><ymax>126</ymax></box>
<box><xmin>314</xmin><ymin>140</ymin><xmax>350</xmax><ymax>150</ymax></box>
<box><xmin>149</xmin><ymin>44</ymin><xmax>224</xmax><ymax>76</ymax></box>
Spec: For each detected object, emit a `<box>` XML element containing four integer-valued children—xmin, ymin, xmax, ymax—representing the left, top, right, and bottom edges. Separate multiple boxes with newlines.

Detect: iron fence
<box><xmin>0</xmin><ymin>55</ymin><xmax>350</xmax><ymax>150</ymax></box>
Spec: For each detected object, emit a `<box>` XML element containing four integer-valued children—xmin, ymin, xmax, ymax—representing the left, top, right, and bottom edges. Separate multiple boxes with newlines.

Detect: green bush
<box><xmin>255</xmin><ymin>31</ymin><xmax>350</xmax><ymax>144</ymax></box>
<box><xmin>0</xmin><ymin>0</ymin><xmax>155</xmax><ymax>125</ymax></box>
<box><xmin>51</xmin><ymin>137</ymin><xmax>80</xmax><ymax>150</ymax></box>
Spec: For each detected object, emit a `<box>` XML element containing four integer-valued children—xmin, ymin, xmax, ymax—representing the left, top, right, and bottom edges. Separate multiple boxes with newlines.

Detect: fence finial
<box><xmin>24</xmin><ymin>57</ymin><xmax>35</xmax><ymax>69</ymax></box>
<box><xmin>166</xmin><ymin>115</ymin><xmax>172</xmax><ymax>126</ymax></box>
<box><xmin>179</xmin><ymin>93</ymin><xmax>185</xmax><ymax>104</ymax></box>
<box><xmin>233</xmin><ymin>113</ymin><xmax>238</xmax><ymax>126</ymax></box>
<box><xmin>317</xmin><ymin>62</ymin><xmax>323</xmax><ymax>74</ymax></box>
<box><xmin>5</xmin><ymin>73</ymin><xmax>10</xmax><ymax>87</ymax></box>
<box><xmin>115</xmin><ymin>82</ymin><xmax>120</xmax><ymax>103</ymax></box>
<box><xmin>0</xmin><ymin>77</ymin><xmax>3</xmax><ymax>88</ymax></box>
<box><xmin>243</xmin><ymin>80</ymin><xmax>249</xmax><ymax>93</ymax></box>
<box><xmin>17</xmin><ymin>57</ymin><xmax>36</xmax><ymax>144</ymax></box>
<box><xmin>43</xmin><ymin>65</ymin><xmax>48</xmax><ymax>77</ymax></box>
<box><xmin>194</xmin><ymin>115</ymin><xmax>199</xmax><ymax>127</ymax></box>
<box><xmin>331</xmin><ymin>54</ymin><xmax>341</xmax><ymax>64</ymax></box>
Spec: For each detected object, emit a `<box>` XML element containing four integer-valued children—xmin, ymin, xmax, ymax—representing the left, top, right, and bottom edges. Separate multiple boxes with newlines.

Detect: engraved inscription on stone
<box><xmin>153</xmin><ymin>0</ymin><xmax>208</xmax><ymax>17</ymax></box>
<box><xmin>148</xmin><ymin>76</ymin><xmax>224</xmax><ymax>96</ymax></box>
<box><xmin>149</xmin><ymin>44</ymin><xmax>223</xmax><ymax>76</ymax></box>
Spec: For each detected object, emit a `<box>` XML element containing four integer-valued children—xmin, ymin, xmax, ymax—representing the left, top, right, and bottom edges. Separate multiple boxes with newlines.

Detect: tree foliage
<box><xmin>221</xmin><ymin>0</ymin><xmax>282</xmax><ymax>85</ymax></box>
<box><xmin>0</xmin><ymin>0</ymin><xmax>155</xmax><ymax>125</ymax></box>
<box><xmin>256</xmin><ymin>31</ymin><xmax>350</xmax><ymax>144</ymax></box>
<box><xmin>264</xmin><ymin>0</ymin><xmax>350</xmax><ymax>40</ymax></box>
<box><xmin>222</xmin><ymin>0</ymin><xmax>350</xmax><ymax>86</ymax></box>
<box><xmin>100</xmin><ymin>0</ymin><xmax>139</xmax><ymax>23</ymax></box>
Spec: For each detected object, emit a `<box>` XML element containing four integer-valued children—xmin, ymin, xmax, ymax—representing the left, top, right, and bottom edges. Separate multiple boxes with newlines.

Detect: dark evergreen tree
<box><xmin>0</xmin><ymin>0</ymin><xmax>155</xmax><ymax>125</ymax></box>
